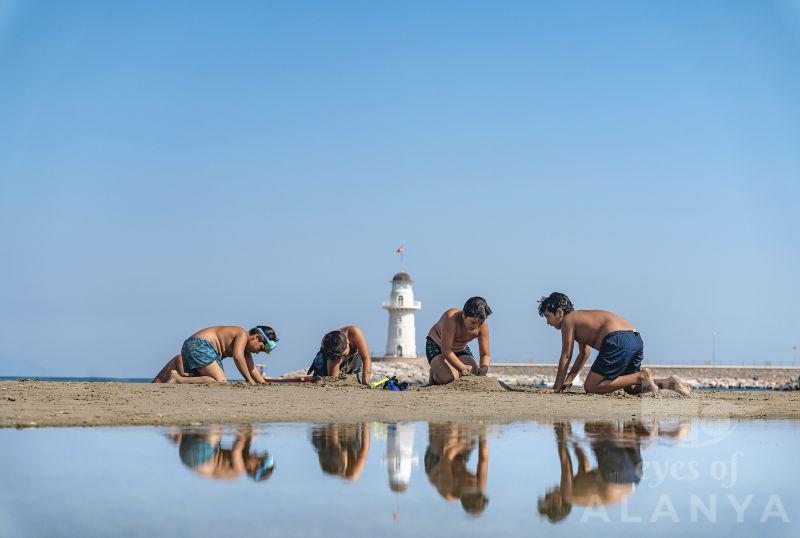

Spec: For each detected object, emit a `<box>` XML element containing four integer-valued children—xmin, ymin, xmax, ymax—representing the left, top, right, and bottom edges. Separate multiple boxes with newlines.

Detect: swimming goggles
<box><xmin>254</xmin><ymin>452</ymin><xmax>274</xmax><ymax>481</ymax></box>
<box><xmin>255</xmin><ymin>328</ymin><xmax>278</xmax><ymax>354</ymax></box>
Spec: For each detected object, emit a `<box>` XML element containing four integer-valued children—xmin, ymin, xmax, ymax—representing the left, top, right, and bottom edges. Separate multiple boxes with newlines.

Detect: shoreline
<box><xmin>1</xmin><ymin>379</ymin><xmax>798</xmax><ymax>428</ymax></box>
<box><xmin>284</xmin><ymin>362</ymin><xmax>800</xmax><ymax>391</ymax></box>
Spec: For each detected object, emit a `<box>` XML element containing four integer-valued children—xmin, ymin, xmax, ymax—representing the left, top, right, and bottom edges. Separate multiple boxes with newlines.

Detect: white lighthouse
<box><xmin>381</xmin><ymin>272</ymin><xmax>421</xmax><ymax>358</ymax></box>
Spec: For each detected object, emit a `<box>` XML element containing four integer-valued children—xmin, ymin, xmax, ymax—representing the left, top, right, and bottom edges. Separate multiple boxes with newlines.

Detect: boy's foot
<box><xmin>665</xmin><ymin>375</ymin><xmax>691</xmax><ymax>397</ymax></box>
<box><xmin>641</xmin><ymin>369</ymin><xmax>660</xmax><ymax>396</ymax></box>
<box><xmin>167</xmin><ymin>370</ymin><xmax>181</xmax><ymax>384</ymax></box>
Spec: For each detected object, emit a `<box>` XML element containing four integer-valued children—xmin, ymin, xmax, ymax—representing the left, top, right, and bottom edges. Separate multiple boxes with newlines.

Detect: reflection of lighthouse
<box><xmin>381</xmin><ymin>272</ymin><xmax>421</xmax><ymax>358</ymax></box>
<box><xmin>387</xmin><ymin>422</ymin><xmax>418</xmax><ymax>492</ymax></box>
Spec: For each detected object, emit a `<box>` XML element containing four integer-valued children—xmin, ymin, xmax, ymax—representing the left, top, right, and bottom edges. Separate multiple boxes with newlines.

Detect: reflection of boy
<box><xmin>537</xmin><ymin>422</ymin><xmax>639</xmax><ymax>523</ymax></box>
<box><xmin>152</xmin><ymin>325</ymin><xmax>278</xmax><ymax>384</ymax></box>
<box><xmin>426</xmin><ymin>297</ymin><xmax>492</xmax><ymax>385</ymax></box>
<box><xmin>307</xmin><ymin>326</ymin><xmax>372</xmax><ymax>386</ymax></box>
<box><xmin>423</xmin><ymin>424</ymin><xmax>489</xmax><ymax>515</ymax></box>
<box><xmin>175</xmin><ymin>426</ymin><xmax>274</xmax><ymax>482</ymax></box>
<box><xmin>537</xmin><ymin>293</ymin><xmax>689</xmax><ymax>396</ymax></box>
<box><xmin>310</xmin><ymin>423</ymin><xmax>370</xmax><ymax>481</ymax></box>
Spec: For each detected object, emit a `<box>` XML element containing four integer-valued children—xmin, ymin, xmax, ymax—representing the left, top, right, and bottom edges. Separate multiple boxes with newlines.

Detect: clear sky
<box><xmin>1</xmin><ymin>0</ymin><xmax>798</xmax><ymax>378</ymax></box>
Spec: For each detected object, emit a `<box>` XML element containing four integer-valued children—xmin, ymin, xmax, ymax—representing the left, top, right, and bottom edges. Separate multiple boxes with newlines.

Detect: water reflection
<box><xmin>167</xmin><ymin>425</ymin><xmax>274</xmax><ymax>482</ymax></box>
<box><xmin>310</xmin><ymin>423</ymin><xmax>370</xmax><ymax>481</ymax></box>
<box><xmin>424</xmin><ymin>423</ymin><xmax>489</xmax><ymax>516</ymax></box>
<box><xmin>386</xmin><ymin>422</ymin><xmax>417</xmax><ymax>492</ymax></box>
<box><xmin>163</xmin><ymin>418</ymin><xmax>697</xmax><ymax>520</ymax></box>
<box><xmin>537</xmin><ymin>420</ymin><xmax>690</xmax><ymax>523</ymax></box>
<box><xmin>5</xmin><ymin>419</ymin><xmax>795</xmax><ymax>537</ymax></box>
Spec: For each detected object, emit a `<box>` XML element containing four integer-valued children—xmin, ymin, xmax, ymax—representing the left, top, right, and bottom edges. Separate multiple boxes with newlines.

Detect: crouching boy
<box><xmin>152</xmin><ymin>325</ymin><xmax>278</xmax><ymax>384</ymax></box>
<box><xmin>537</xmin><ymin>292</ymin><xmax>689</xmax><ymax>396</ymax></box>
<box><xmin>307</xmin><ymin>326</ymin><xmax>372</xmax><ymax>386</ymax></box>
<box><xmin>426</xmin><ymin>296</ymin><xmax>492</xmax><ymax>385</ymax></box>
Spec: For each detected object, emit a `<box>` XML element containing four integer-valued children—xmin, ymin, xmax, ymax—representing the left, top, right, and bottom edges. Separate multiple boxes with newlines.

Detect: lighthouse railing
<box><xmin>381</xmin><ymin>299</ymin><xmax>421</xmax><ymax>309</ymax></box>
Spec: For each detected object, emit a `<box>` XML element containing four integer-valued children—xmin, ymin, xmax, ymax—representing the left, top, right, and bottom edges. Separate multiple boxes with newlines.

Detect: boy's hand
<box><xmin>460</xmin><ymin>365</ymin><xmax>474</xmax><ymax>376</ymax></box>
<box><xmin>477</xmin><ymin>366</ymin><xmax>489</xmax><ymax>376</ymax></box>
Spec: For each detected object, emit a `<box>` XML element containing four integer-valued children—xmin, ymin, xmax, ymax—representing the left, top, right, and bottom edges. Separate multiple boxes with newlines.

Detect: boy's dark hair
<box><xmin>250</xmin><ymin>326</ymin><xmax>278</xmax><ymax>342</ymax></box>
<box><xmin>463</xmin><ymin>297</ymin><xmax>492</xmax><ymax>321</ymax></box>
<box><xmin>537</xmin><ymin>292</ymin><xmax>574</xmax><ymax>317</ymax></box>
<box><xmin>461</xmin><ymin>491</ymin><xmax>489</xmax><ymax>515</ymax></box>
<box><xmin>321</xmin><ymin>330</ymin><xmax>348</xmax><ymax>360</ymax></box>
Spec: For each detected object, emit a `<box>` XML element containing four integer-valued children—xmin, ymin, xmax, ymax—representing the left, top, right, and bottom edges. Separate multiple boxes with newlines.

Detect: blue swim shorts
<box><xmin>589</xmin><ymin>330</ymin><xmax>643</xmax><ymax>381</ymax></box>
<box><xmin>178</xmin><ymin>434</ymin><xmax>217</xmax><ymax>469</ymax></box>
<box><xmin>181</xmin><ymin>337</ymin><xmax>224</xmax><ymax>373</ymax></box>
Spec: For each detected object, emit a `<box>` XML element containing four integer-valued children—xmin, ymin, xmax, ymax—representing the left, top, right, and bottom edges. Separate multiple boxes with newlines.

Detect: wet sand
<box><xmin>1</xmin><ymin>378</ymin><xmax>798</xmax><ymax>428</ymax></box>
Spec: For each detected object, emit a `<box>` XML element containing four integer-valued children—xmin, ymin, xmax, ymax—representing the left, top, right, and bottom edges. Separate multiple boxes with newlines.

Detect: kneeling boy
<box><xmin>152</xmin><ymin>325</ymin><xmax>278</xmax><ymax>384</ymax></box>
<box><xmin>427</xmin><ymin>297</ymin><xmax>492</xmax><ymax>385</ymax></box>
<box><xmin>307</xmin><ymin>326</ymin><xmax>373</xmax><ymax>386</ymax></box>
<box><xmin>537</xmin><ymin>292</ymin><xmax>689</xmax><ymax>396</ymax></box>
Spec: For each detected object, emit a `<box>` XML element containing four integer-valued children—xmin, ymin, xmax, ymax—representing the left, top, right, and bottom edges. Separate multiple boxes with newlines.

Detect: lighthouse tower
<box><xmin>381</xmin><ymin>272</ymin><xmax>421</xmax><ymax>358</ymax></box>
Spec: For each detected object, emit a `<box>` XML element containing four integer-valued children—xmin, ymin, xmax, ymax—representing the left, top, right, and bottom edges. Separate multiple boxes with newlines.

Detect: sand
<box><xmin>1</xmin><ymin>378</ymin><xmax>798</xmax><ymax>428</ymax></box>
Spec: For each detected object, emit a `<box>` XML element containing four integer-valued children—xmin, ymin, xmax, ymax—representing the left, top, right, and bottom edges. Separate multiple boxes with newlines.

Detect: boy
<box><xmin>426</xmin><ymin>296</ymin><xmax>492</xmax><ymax>385</ymax></box>
<box><xmin>152</xmin><ymin>325</ymin><xmax>278</xmax><ymax>384</ymax></box>
<box><xmin>537</xmin><ymin>292</ymin><xmax>689</xmax><ymax>396</ymax></box>
<box><xmin>307</xmin><ymin>326</ymin><xmax>372</xmax><ymax>386</ymax></box>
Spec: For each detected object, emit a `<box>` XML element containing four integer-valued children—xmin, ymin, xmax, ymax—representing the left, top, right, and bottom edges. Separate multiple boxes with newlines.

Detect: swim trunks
<box><xmin>593</xmin><ymin>441</ymin><xmax>643</xmax><ymax>484</ymax></box>
<box><xmin>425</xmin><ymin>336</ymin><xmax>473</xmax><ymax>364</ymax></box>
<box><xmin>181</xmin><ymin>337</ymin><xmax>224</xmax><ymax>373</ymax></box>
<box><xmin>178</xmin><ymin>433</ymin><xmax>218</xmax><ymax>469</ymax></box>
<box><xmin>307</xmin><ymin>349</ymin><xmax>363</xmax><ymax>377</ymax></box>
<box><xmin>589</xmin><ymin>330</ymin><xmax>643</xmax><ymax>381</ymax></box>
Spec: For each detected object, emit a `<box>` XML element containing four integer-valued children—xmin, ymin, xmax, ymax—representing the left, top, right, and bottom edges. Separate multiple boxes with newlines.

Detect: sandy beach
<box><xmin>1</xmin><ymin>377</ymin><xmax>798</xmax><ymax>428</ymax></box>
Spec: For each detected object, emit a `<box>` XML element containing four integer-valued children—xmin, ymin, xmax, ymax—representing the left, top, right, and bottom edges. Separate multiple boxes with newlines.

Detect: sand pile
<box><xmin>426</xmin><ymin>375</ymin><xmax>509</xmax><ymax>392</ymax></box>
<box><xmin>308</xmin><ymin>374</ymin><xmax>369</xmax><ymax>389</ymax></box>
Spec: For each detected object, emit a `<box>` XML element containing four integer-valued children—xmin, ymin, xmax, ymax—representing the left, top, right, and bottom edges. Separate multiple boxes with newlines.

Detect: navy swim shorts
<box><xmin>589</xmin><ymin>330</ymin><xmax>643</xmax><ymax>381</ymax></box>
<box><xmin>425</xmin><ymin>337</ymin><xmax>473</xmax><ymax>364</ymax></box>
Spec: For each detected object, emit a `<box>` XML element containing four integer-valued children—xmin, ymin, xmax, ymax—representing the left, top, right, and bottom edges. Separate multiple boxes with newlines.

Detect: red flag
<box><xmin>396</xmin><ymin>246</ymin><xmax>405</xmax><ymax>253</ymax></box>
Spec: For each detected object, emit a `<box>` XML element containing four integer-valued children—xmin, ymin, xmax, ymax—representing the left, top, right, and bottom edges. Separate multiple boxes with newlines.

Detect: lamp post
<box><xmin>793</xmin><ymin>345</ymin><xmax>797</xmax><ymax>368</ymax></box>
<box><xmin>712</xmin><ymin>332</ymin><xmax>717</xmax><ymax>367</ymax></box>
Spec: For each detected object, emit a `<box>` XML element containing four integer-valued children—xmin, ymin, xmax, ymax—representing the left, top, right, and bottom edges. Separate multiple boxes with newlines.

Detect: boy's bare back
<box><xmin>190</xmin><ymin>326</ymin><xmax>248</xmax><ymax>357</ymax></box>
<box><xmin>567</xmin><ymin>310</ymin><xmax>636</xmax><ymax>350</ymax></box>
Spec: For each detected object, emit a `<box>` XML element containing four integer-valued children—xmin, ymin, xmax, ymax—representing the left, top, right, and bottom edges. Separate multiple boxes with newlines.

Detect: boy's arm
<box><xmin>564</xmin><ymin>343</ymin><xmax>590</xmax><ymax>386</ymax></box>
<box><xmin>477</xmin><ymin>322</ymin><xmax>491</xmax><ymax>375</ymax></box>
<box><xmin>477</xmin><ymin>433</ymin><xmax>489</xmax><ymax>491</ymax></box>
<box><xmin>440</xmin><ymin>316</ymin><xmax>472</xmax><ymax>375</ymax></box>
<box><xmin>327</xmin><ymin>357</ymin><xmax>342</xmax><ymax>378</ymax></box>
<box><xmin>245</xmin><ymin>351</ymin><xmax>266</xmax><ymax>384</ymax></box>
<box><xmin>349</xmin><ymin>327</ymin><xmax>372</xmax><ymax>385</ymax></box>
<box><xmin>232</xmin><ymin>331</ymin><xmax>256</xmax><ymax>384</ymax></box>
<box><xmin>344</xmin><ymin>423</ymin><xmax>371</xmax><ymax>480</ymax></box>
<box><xmin>553</xmin><ymin>319</ymin><xmax>575</xmax><ymax>393</ymax></box>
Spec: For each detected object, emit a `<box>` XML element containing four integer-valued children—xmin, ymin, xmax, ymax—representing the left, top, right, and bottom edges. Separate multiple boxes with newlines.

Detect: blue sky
<box><xmin>1</xmin><ymin>0</ymin><xmax>798</xmax><ymax>377</ymax></box>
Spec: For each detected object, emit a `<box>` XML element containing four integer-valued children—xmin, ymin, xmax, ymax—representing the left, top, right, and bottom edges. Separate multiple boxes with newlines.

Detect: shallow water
<box><xmin>0</xmin><ymin>420</ymin><xmax>796</xmax><ymax>537</ymax></box>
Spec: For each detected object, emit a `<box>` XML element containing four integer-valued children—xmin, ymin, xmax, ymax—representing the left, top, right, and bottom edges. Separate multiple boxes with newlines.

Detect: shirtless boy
<box><xmin>307</xmin><ymin>326</ymin><xmax>372</xmax><ymax>386</ymax></box>
<box><xmin>537</xmin><ymin>292</ymin><xmax>689</xmax><ymax>395</ymax></box>
<box><xmin>426</xmin><ymin>297</ymin><xmax>492</xmax><ymax>385</ymax></box>
<box><xmin>152</xmin><ymin>325</ymin><xmax>278</xmax><ymax>384</ymax></box>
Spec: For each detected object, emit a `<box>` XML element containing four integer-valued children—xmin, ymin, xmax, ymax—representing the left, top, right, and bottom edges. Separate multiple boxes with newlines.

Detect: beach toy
<box><xmin>371</xmin><ymin>376</ymin><xmax>391</xmax><ymax>389</ymax></box>
<box><xmin>263</xmin><ymin>375</ymin><xmax>313</xmax><ymax>383</ymax></box>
